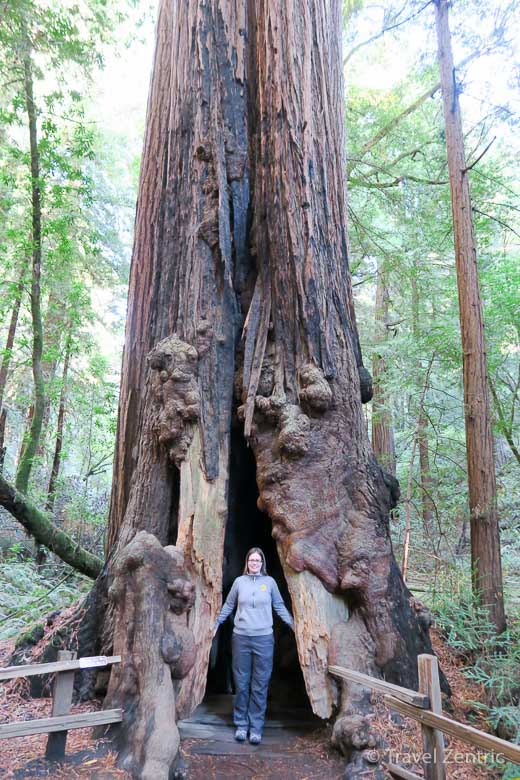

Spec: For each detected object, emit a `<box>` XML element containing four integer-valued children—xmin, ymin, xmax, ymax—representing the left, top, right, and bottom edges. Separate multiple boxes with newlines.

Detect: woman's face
<box><xmin>247</xmin><ymin>552</ymin><xmax>263</xmax><ymax>574</ymax></box>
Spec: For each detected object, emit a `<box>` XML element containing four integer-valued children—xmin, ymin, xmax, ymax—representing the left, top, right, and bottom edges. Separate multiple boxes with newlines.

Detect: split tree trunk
<box><xmin>100</xmin><ymin>0</ymin><xmax>440</xmax><ymax>774</ymax></box>
<box><xmin>434</xmin><ymin>0</ymin><xmax>505</xmax><ymax>632</ymax></box>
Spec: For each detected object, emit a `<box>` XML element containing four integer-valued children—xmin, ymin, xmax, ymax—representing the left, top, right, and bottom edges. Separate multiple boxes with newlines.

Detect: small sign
<box><xmin>79</xmin><ymin>656</ymin><xmax>109</xmax><ymax>669</ymax></box>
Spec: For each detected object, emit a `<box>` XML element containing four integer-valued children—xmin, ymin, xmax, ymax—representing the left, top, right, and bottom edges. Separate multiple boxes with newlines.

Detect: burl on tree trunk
<box><xmin>95</xmin><ymin>0</ymin><xmax>443</xmax><ymax>774</ymax></box>
<box><xmin>103</xmin><ymin>531</ymin><xmax>195</xmax><ymax>780</ymax></box>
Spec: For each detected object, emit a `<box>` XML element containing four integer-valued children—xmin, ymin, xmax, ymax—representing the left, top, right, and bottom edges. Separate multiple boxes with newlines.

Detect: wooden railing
<box><xmin>0</xmin><ymin>651</ymin><xmax>122</xmax><ymax>760</ymax></box>
<box><xmin>329</xmin><ymin>654</ymin><xmax>520</xmax><ymax>780</ymax></box>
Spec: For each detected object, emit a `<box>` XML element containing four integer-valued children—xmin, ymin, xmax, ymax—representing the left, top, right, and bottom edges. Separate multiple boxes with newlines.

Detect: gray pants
<box><xmin>232</xmin><ymin>632</ymin><xmax>274</xmax><ymax>734</ymax></box>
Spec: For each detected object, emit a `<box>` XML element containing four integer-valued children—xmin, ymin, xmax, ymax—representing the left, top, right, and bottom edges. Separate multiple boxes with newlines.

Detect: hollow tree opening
<box><xmin>206</xmin><ymin>426</ymin><xmax>309</xmax><ymax>710</ymax></box>
<box><xmin>95</xmin><ymin>1</ymin><xmax>444</xmax><ymax>776</ymax></box>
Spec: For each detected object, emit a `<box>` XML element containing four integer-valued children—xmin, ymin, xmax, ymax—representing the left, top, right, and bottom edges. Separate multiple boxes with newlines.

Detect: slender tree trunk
<box><xmin>46</xmin><ymin>340</ymin><xmax>71</xmax><ymax>512</ymax></box>
<box><xmin>0</xmin><ymin>473</ymin><xmax>102</xmax><ymax>577</ymax></box>
<box><xmin>0</xmin><ymin>258</ymin><xmax>28</xmax><ymax>468</ymax></box>
<box><xmin>410</xmin><ymin>268</ymin><xmax>434</xmax><ymax>531</ymax></box>
<box><xmin>16</xmin><ymin>404</ymin><xmax>34</xmax><ymax>469</ymax></box>
<box><xmin>418</xmin><ymin>414</ymin><xmax>435</xmax><ymax>530</ymax></box>
<box><xmin>371</xmin><ymin>265</ymin><xmax>396</xmax><ymax>474</ymax></box>
<box><xmin>15</xmin><ymin>33</ymin><xmax>46</xmax><ymax>495</ymax></box>
<box><xmin>34</xmin><ymin>340</ymin><xmax>72</xmax><ymax>566</ymax></box>
<box><xmin>96</xmin><ymin>2</ymin><xmax>441</xmax><ymax>775</ymax></box>
<box><xmin>0</xmin><ymin>410</ymin><xmax>7</xmax><ymax>473</ymax></box>
<box><xmin>435</xmin><ymin>0</ymin><xmax>505</xmax><ymax>633</ymax></box>
<box><xmin>402</xmin><ymin>356</ymin><xmax>435</xmax><ymax>582</ymax></box>
<box><xmin>37</xmin><ymin>293</ymin><xmax>64</xmax><ymax>458</ymax></box>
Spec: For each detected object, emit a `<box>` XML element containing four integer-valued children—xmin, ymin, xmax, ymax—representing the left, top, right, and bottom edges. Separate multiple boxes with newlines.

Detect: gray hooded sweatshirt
<box><xmin>216</xmin><ymin>575</ymin><xmax>294</xmax><ymax>636</ymax></box>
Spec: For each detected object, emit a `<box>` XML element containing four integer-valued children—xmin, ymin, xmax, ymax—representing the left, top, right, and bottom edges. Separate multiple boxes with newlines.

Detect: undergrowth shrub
<box><xmin>0</xmin><ymin>556</ymin><xmax>89</xmax><ymax>640</ymax></box>
<box><xmin>428</xmin><ymin>564</ymin><xmax>520</xmax><ymax>777</ymax></box>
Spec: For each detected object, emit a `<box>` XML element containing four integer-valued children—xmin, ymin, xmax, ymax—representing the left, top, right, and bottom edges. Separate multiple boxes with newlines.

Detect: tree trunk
<box><xmin>418</xmin><ymin>413</ymin><xmax>435</xmax><ymax>532</ymax></box>
<box><xmin>102</xmin><ymin>531</ymin><xmax>195</xmax><ymax>780</ymax></box>
<box><xmin>371</xmin><ymin>265</ymin><xmax>396</xmax><ymax>475</ymax></box>
<box><xmin>0</xmin><ymin>472</ymin><xmax>102</xmax><ymax>577</ymax></box>
<box><xmin>0</xmin><ymin>257</ymin><xmax>27</xmax><ymax>468</ymax></box>
<box><xmin>46</xmin><ymin>340</ymin><xmax>71</xmax><ymax>513</ymax></box>
<box><xmin>410</xmin><ymin>267</ymin><xmax>434</xmax><ymax>533</ymax></box>
<box><xmin>98</xmin><ymin>1</ymin><xmax>441</xmax><ymax>775</ymax></box>
<box><xmin>402</xmin><ymin>356</ymin><xmax>434</xmax><ymax>583</ymax></box>
<box><xmin>434</xmin><ymin>0</ymin><xmax>505</xmax><ymax>633</ymax></box>
<box><xmin>34</xmin><ymin>341</ymin><xmax>71</xmax><ymax>566</ymax></box>
<box><xmin>15</xmin><ymin>33</ymin><xmax>46</xmax><ymax>495</ymax></box>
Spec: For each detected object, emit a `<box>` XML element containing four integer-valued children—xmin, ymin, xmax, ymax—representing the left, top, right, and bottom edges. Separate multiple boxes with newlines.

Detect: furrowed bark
<box><xmin>237</xmin><ymin>0</ymin><xmax>436</xmax><ymax>756</ymax></box>
<box><xmin>103</xmin><ymin>532</ymin><xmax>195</xmax><ymax>780</ymax></box>
<box><xmin>95</xmin><ymin>1</ymin><xmax>443</xmax><ymax>773</ymax></box>
<box><xmin>0</xmin><ymin>473</ymin><xmax>102</xmax><ymax>578</ymax></box>
<box><xmin>434</xmin><ymin>0</ymin><xmax>505</xmax><ymax>633</ymax></box>
<box><xmin>106</xmin><ymin>0</ymin><xmax>249</xmax><ymax>727</ymax></box>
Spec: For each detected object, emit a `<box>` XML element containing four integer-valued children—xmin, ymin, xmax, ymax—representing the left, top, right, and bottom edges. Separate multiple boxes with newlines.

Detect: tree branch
<box><xmin>0</xmin><ymin>474</ymin><xmax>103</xmax><ymax>578</ymax></box>
<box><xmin>347</xmin><ymin>82</ymin><xmax>441</xmax><ymax>174</ymax></box>
<box><xmin>348</xmin><ymin>51</ymin><xmax>484</xmax><ymax>176</ymax></box>
<box><xmin>463</xmin><ymin>135</ymin><xmax>496</xmax><ymax>172</ymax></box>
<box><xmin>344</xmin><ymin>1</ymin><xmax>433</xmax><ymax>65</ymax></box>
<box><xmin>472</xmin><ymin>207</ymin><xmax>520</xmax><ymax>238</ymax></box>
<box><xmin>489</xmin><ymin>378</ymin><xmax>520</xmax><ymax>468</ymax></box>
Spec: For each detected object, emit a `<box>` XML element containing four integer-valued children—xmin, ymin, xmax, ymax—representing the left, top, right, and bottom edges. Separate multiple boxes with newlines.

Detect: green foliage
<box><xmin>0</xmin><ymin>0</ymin><xmax>133</xmax><ymax>506</ymax></box>
<box><xmin>0</xmin><ymin>558</ymin><xmax>89</xmax><ymax>639</ymax></box>
<box><xmin>429</xmin><ymin>566</ymin><xmax>520</xmax><ymax>775</ymax></box>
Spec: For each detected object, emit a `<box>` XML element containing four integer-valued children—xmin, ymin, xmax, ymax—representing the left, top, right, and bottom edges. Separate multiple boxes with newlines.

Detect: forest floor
<box><xmin>0</xmin><ymin>631</ymin><xmax>509</xmax><ymax>779</ymax></box>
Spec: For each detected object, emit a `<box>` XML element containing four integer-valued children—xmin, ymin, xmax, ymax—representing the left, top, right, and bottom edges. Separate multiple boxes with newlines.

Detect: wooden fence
<box><xmin>329</xmin><ymin>654</ymin><xmax>520</xmax><ymax>780</ymax></box>
<box><xmin>0</xmin><ymin>652</ymin><xmax>122</xmax><ymax>760</ymax></box>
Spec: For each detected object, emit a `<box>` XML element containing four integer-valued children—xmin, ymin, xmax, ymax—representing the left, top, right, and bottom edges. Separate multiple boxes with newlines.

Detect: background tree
<box><xmin>434</xmin><ymin>0</ymin><xmax>505</xmax><ymax>633</ymax></box>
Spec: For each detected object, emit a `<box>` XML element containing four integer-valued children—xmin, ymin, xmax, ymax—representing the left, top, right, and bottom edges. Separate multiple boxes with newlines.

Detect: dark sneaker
<box><xmin>234</xmin><ymin>728</ymin><xmax>247</xmax><ymax>742</ymax></box>
<box><xmin>249</xmin><ymin>732</ymin><xmax>262</xmax><ymax>745</ymax></box>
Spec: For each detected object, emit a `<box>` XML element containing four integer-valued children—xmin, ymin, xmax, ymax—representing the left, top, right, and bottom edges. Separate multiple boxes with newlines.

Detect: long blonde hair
<box><xmin>242</xmin><ymin>547</ymin><xmax>267</xmax><ymax>575</ymax></box>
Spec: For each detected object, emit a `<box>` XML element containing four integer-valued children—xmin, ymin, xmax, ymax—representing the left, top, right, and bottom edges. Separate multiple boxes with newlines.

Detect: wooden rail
<box><xmin>329</xmin><ymin>654</ymin><xmax>520</xmax><ymax>780</ymax></box>
<box><xmin>0</xmin><ymin>654</ymin><xmax>121</xmax><ymax>680</ymax></box>
<box><xmin>0</xmin><ymin>651</ymin><xmax>122</xmax><ymax>760</ymax></box>
<box><xmin>328</xmin><ymin>665</ymin><xmax>430</xmax><ymax>708</ymax></box>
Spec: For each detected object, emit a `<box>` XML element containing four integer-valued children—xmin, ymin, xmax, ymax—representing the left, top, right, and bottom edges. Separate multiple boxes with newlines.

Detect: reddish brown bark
<box><xmin>98</xmin><ymin>1</ymin><xmax>440</xmax><ymax>773</ymax></box>
<box><xmin>435</xmin><ymin>0</ymin><xmax>505</xmax><ymax>632</ymax></box>
<box><xmin>103</xmin><ymin>532</ymin><xmax>195</xmax><ymax>780</ymax></box>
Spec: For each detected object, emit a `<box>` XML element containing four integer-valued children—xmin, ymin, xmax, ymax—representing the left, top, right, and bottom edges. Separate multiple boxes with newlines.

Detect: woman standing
<box><xmin>213</xmin><ymin>547</ymin><xmax>294</xmax><ymax>745</ymax></box>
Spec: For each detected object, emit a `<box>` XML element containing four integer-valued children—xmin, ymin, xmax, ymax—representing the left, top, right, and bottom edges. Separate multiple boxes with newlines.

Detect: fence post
<box><xmin>418</xmin><ymin>654</ymin><xmax>446</xmax><ymax>780</ymax></box>
<box><xmin>45</xmin><ymin>649</ymin><xmax>76</xmax><ymax>760</ymax></box>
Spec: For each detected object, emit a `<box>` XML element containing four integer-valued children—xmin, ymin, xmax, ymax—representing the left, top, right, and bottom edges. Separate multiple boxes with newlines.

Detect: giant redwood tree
<box><xmin>96</xmin><ymin>0</ymin><xmax>439</xmax><ymax>775</ymax></box>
